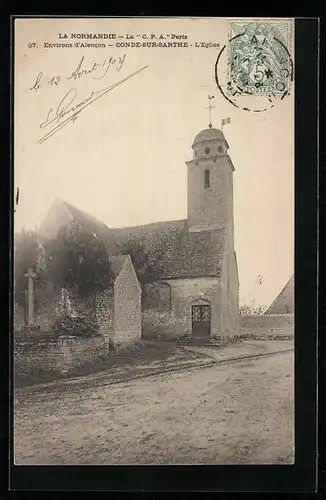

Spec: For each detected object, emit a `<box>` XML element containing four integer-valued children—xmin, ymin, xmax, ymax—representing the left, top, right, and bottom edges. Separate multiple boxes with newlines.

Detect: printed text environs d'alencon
<box><xmin>43</xmin><ymin>32</ymin><xmax>219</xmax><ymax>49</ymax></box>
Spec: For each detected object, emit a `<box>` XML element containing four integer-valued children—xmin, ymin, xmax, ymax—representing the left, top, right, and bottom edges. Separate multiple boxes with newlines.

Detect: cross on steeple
<box><xmin>206</xmin><ymin>95</ymin><xmax>215</xmax><ymax>129</ymax></box>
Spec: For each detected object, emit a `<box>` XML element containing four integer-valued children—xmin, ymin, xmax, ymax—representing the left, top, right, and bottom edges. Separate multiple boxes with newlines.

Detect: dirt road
<box><xmin>14</xmin><ymin>350</ymin><xmax>294</xmax><ymax>465</ymax></box>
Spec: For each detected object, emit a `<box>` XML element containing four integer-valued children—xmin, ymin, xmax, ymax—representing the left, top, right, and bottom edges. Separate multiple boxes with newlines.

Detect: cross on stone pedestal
<box><xmin>24</xmin><ymin>268</ymin><xmax>37</xmax><ymax>326</ymax></box>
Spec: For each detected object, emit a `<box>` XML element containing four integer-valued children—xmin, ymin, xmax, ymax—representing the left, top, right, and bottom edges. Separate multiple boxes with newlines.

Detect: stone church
<box><xmin>38</xmin><ymin>125</ymin><xmax>239</xmax><ymax>340</ymax></box>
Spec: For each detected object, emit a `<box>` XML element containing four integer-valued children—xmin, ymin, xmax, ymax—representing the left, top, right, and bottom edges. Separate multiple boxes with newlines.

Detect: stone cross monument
<box><xmin>24</xmin><ymin>268</ymin><xmax>37</xmax><ymax>326</ymax></box>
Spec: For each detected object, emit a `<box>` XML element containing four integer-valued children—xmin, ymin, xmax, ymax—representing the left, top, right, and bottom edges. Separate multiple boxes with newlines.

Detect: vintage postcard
<box><xmin>13</xmin><ymin>17</ymin><xmax>295</xmax><ymax>466</ymax></box>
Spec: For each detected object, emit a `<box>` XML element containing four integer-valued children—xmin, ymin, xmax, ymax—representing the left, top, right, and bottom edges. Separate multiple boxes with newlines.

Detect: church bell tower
<box><xmin>186</xmin><ymin>122</ymin><xmax>235</xmax><ymax>246</ymax></box>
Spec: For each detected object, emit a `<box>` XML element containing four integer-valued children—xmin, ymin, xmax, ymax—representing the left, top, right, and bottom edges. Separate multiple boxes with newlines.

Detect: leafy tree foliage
<box><xmin>239</xmin><ymin>303</ymin><xmax>267</xmax><ymax>316</ymax></box>
<box><xmin>52</xmin><ymin>311</ymin><xmax>98</xmax><ymax>338</ymax></box>
<box><xmin>117</xmin><ymin>231</ymin><xmax>172</xmax><ymax>285</ymax></box>
<box><xmin>44</xmin><ymin>223</ymin><xmax>113</xmax><ymax>296</ymax></box>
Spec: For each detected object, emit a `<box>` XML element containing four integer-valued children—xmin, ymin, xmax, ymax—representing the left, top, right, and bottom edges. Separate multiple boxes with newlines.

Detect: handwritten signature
<box><xmin>38</xmin><ymin>66</ymin><xmax>148</xmax><ymax>144</ymax></box>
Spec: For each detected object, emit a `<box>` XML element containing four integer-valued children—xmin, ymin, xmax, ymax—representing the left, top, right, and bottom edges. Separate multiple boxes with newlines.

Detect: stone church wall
<box><xmin>230</xmin><ymin>251</ymin><xmax>240</xmax><ymax>335</ymax></box>
<box><xmin>166</xmin><ymin>277</ymin><xmax>222</xmax><ymax>337</ymax></box>
<box><xmin>188</xmin><ymin>159</ymin><xmax>231</xmax><ymax>231</ymax></box>
<box><xmin>142</xmin><ymin>277</ymin><xmax>223</xmax><ymax>340</ymax></box>
<box><xmin>220</xmin><ymin>251</ymin><xmax>239</xmax><ymax>337</ymax></box>
<box><xmin>142</xmin><ymin>282</ymin><xmax>171</xmax><ymax>311</ymax></box>
<box><xmin>141</xmin><ymin>308</ymin><xmax>187</xmax><ymax>340</ymax></box>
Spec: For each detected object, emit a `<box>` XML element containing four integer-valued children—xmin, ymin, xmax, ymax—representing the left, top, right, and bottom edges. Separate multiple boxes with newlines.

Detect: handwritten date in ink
<box><xmin>29</xmin><ymin>54</ymin><xmax>127</xmax><ymax>92</ymax></box>
<box><xmin>30</xmin><ymin>72</ymin><xmax>61</xmax><ymax>91</ymax></box>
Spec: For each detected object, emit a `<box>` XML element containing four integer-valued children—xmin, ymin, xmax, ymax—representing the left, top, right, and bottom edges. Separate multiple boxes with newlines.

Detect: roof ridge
<box><xmin>61</xmin><ymin>200</ymin><xmax>109</xmax><ymax>228</ymax></box>
<box><xmin>110</xmin><ymin>218</ymin><xmax>188</xmax><ymax>231</ymax></box>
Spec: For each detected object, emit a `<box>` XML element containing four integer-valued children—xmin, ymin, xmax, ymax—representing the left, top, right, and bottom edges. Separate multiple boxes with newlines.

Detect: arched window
<box><xmin>218</xmin><ymin>145</ymin><xmax>223</xmax><ymax>154</ymax></box>
<box><xmin>142</xmin><ymin>282</ymin><xmax>171</xmax><ymax>311</ymax></box>
<box><xmin>204</xmin><ymin>169</ymin><xmax>210</xmax><ymax>189</ymax></box>
<box><xmin>194</xmin><ymin>149</ymin><xmax>198</xmax><ymax>157</ymax></box>
<box><xmin>205</xmin><ymin>146</ymin><xmax>210</xmax><ymax>155</ymax></box>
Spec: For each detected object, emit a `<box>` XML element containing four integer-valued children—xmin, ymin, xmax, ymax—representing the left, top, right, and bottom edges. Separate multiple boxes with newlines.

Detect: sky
<box><xmin>14</xmin><ymin>17</ymin><xmax>294</xmax><ymax>307</ymax></box>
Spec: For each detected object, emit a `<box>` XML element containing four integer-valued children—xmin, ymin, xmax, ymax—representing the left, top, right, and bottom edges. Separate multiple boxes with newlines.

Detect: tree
<box><xmin>239</xmin><ymin>303</ymin><xmax>267</xmax><ymax>316</ymax></box>
<box><xmin>44</xmin><ymin>223</ymin><xmax>113</xmax><ymax>296</ymax></box>
<box><xmin>117</xmin><ymin>236</ymin><xmax>150</xmax><ymax>285</ymax></box>
<box><xmin>117</xmin><ymin>230</ymin><xmax>173</xmax><ymax>286</ymax></box>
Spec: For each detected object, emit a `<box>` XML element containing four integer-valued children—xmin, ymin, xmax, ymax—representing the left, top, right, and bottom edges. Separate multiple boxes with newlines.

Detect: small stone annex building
<box><xmin>96</xmin><ymin>255</ymin><xmax>142</xmax><ymax>345</ymax></box>
<box><xmin>37</xmin><ymin>125</ymin><xmax>239</xmax><ymax>340</ymax></box>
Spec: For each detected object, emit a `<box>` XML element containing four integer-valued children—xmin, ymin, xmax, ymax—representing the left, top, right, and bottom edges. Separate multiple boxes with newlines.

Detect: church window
<box><xmin>204</xmin><ymin>169</ymin><xmax>210</xmax><ymax>189</ymax></box>
<box><xmin>194</xmin><ymin>150</ymin><xmax>198</xmax><ymax>157</ymax></box>
<box><xmin>218</xmin><ymin>145</ymin><xmax>223</xmax><ymax>153</ymax></box>
<box><xmin>205</xmin><ymin>146</ymin><xmax>210</xmax><ymax>155</ymax></box>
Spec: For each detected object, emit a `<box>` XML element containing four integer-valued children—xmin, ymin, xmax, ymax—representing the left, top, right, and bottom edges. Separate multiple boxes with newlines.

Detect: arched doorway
<box><xmin>191</xmin><ymin>299</ymin><xmax>211</xmax><ymax>339</ymax></box>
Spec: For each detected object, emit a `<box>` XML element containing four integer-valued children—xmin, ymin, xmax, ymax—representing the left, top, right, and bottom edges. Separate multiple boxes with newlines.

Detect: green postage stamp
<box><xmin>228</xmin><ymin>20</ymin><xmax>293</xmax><ymax>100</ymax></box>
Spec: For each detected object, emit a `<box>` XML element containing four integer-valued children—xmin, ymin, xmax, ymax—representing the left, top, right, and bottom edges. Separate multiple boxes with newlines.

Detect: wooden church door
<box><xmin>192</xmin><ymin>304</ymin><xmax>211</xmax><ymax>339</ymax></box>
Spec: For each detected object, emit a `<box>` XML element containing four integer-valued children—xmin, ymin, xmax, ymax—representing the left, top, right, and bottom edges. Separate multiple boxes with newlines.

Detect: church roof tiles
<box><xmin>109</xmin><ymin>220</ymin><xmax>225</xmax><ymax>280</ymax></box>
<box><xmin>39</xmin><ymin>200</ymin><xmax>226</xmax><ymax>281</ymax></box>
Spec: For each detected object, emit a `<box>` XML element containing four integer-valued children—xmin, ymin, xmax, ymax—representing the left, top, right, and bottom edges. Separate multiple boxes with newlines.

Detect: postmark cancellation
<box><xmin>216</xmin><ymin>19</ymin><xmax>294</xmax><ymax>112</ymax></box>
